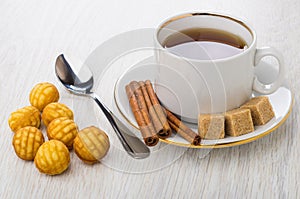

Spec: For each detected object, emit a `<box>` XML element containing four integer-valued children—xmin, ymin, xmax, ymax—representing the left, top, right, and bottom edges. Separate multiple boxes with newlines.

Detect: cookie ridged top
<box><xmin>42</xmin><ymin>102</ymin><xmax>73</xmax><ymax>126</ymax></box>
<box><xmin>34</xmin><ymin>140</ymin><xmax>70</xmax><ymax>175</ymax></box>
<box><xmin>47</xmin><ymin>117</ymin><xmax>78</xmax><ymax>149</ymax></box>
<box><xmin>12</xmin><ymin>126</ymin><xmax>44</xmax><ymax>160</ymax></box>
<box><xmin>29</xmin><ymin>82</ymin><xmax>59</xmax><ymax>111</ymax></box>
<box><xmin>8</xmin><ymin>106</ymin><xmax>41</xmax><ymax>133</ymax></box>
<box><xmin>73</xmin><ymin>126</ymin><xmax>110</xmax><ymax>164</ymax></box>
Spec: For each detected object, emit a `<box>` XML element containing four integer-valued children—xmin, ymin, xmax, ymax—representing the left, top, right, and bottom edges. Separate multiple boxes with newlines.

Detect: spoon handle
<box><xmin>90</xmin><ymin>93</ymin><xmax>150</xmax><ymax>159</ymax></box>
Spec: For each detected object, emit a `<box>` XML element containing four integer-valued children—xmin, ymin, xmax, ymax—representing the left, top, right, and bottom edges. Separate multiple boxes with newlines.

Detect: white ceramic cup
<box><xmin>154</xmin><ymin>13</ymin><xmax>285</xmax><ymax>122</ymax></box>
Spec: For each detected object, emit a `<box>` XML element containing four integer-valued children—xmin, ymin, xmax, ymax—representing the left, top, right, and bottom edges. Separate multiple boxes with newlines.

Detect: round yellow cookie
<box><xmin>42</xmin><ymin>102</ymin><xmax>73</xmax><ymax>126</ymax></box>
<box><xmin>29</xmin><ymin>82</ymin><xmax>60</xmax><ymax>111</ymax></box>
<box><xmin>12</xmin><ymin>126</ymin><xmax>44</xmax><ymax>160</ymax></box>
<box><xmin>8</xmin><ymin>106</ymin><xmax>41</xmax><ymax>133</ymax></box>
<box><xmin>47</xmin><ymin>117</ymin><xmax>78</xmax><ymax>149</ymax></box>
<box><xmin>34</xmin><ymin>140</ymin><xmax>70</xmax><ymax>175</ymax></box>
<box><xmin>73</xmin><ymin>126</ymin><xmax>110</xmax><ymax>164</ymax></box>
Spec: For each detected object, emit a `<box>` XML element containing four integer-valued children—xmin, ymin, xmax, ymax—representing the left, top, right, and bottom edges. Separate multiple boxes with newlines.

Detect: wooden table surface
<box><xmin>1</xmin><ymin>0</ymin><xmax>299</xmax><ymax>198</ymax></box>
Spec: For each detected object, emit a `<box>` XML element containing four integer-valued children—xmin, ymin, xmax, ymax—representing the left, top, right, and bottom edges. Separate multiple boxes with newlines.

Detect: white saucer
<box><xmin>114</xmin><ymin>57</ymin><xmax>293</xmax><ymax>148</ymax></box>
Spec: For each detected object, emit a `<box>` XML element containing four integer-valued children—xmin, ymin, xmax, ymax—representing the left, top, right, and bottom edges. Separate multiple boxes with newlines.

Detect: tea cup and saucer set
<box><xmin>86</xmin><ymin>12</ymin><xmax>293</xmax><ymax>148</ymax></box>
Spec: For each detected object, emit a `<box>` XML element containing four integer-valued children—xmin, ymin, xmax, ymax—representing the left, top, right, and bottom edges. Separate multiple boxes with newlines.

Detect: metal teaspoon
<box><xmin>55</xmin><ymin>54</ymin><xmax>150</xmax><ymax>159</ymax></box>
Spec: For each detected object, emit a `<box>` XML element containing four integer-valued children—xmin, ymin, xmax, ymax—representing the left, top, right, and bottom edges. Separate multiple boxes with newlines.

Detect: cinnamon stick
<box><xmin>138</xmin><ymin>81</ymin><xmax>166</xmax><ymax>137</ymax></box>
<box><xmin>125</xmin><ymin>84</ymin><xmax>159</xmax><ymax>146</ymax></box>
<box><xmin>145</xmin><ymin>80</ymin><xmax>171</xmax><ymax>138</ymax></box>
<box><xmin>166</xmin><ymin>109</ymin><xmax>201</xmax><ymax>145</ymax></box>
<box><xmin>126</xmin><ymin>80</ymin><xmax>200</xmax><ymax>146</ymax></box>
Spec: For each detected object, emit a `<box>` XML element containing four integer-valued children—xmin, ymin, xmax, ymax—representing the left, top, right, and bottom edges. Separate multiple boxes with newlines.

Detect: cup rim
<box><xmin>154</xmin><ymin>12</ymin><xmax>257</xmax><ymax>63</ymax></box>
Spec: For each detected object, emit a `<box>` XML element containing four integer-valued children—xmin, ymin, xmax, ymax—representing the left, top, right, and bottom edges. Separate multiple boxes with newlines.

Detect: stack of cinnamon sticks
<box><xmin>125</xmin><ymin>80</ymin><xmax>201</xmax><ymax>147</ymax></box>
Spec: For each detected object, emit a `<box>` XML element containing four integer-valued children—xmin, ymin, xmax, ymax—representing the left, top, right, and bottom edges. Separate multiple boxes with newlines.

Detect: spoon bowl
<box><xmin>55</xmin><ymin>54</ymin><xmax>150</xmax><ymax>159</ymax></box>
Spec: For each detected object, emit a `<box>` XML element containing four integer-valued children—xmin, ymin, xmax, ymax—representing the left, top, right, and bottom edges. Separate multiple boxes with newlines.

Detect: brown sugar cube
<box><xmin>241</xmin><ymin>96</ymin><xmax>275</xmax><ymax>125</ymax></box>
<box><xmin>198</xmin><ymin>114</ymin><xmax>225</xmax><ymax>139</ymax></box>
<box><xmin>225</xmin><ymin>109</ymin><xmax>254</xmax><ymax>136</ymax></box>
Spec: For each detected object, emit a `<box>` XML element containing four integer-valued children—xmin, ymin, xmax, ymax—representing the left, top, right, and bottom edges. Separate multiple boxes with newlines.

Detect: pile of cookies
<box><xmin>8</xmin><ymin>82</ymin><xmax>110</xmax><ymax>175</ymax></box>
<box><xmin>198</xmin><ymin>96</ymin><xmax>275</xmax><ymax>139</ymax></box>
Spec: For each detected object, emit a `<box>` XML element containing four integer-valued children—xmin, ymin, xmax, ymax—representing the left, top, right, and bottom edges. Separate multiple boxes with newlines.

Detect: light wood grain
<box><xmin>0</xmin><ymin>0</ymin><xmax>299</xmax><ymax>198</ymax></box>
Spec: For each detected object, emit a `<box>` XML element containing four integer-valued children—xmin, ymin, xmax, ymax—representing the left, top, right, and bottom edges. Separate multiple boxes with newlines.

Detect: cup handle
<box><xmin>253</xmin><ymin>47</ymin><xmax>285</xmax><ymax>94</ymax></box>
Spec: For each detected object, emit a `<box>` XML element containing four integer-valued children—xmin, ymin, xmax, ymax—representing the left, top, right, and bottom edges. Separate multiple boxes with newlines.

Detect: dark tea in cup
<box><xmin>163</xmin><ymin>28</ymin><xmax>248</xmax><ymax>60</ymax></box>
